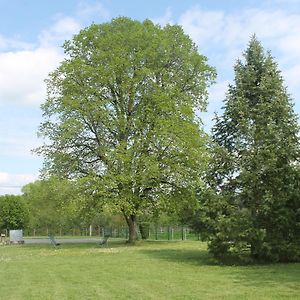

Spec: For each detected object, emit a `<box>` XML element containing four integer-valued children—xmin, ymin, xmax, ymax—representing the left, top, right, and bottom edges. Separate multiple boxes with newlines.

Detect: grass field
<box><xmin>0</xmin><ymin>240</ymin><xmax>299</xmax><ymax>300</ymax></box>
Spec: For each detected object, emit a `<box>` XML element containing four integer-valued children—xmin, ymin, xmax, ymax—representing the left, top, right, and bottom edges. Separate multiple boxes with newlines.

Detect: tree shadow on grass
<box><xmin>141</xmin><ymin>246</ymin><xmax>300</xmax><ymax>292</ymax></box>
<box><xmin>139</xmin><ymin>242</ymin><xmax>259</xmax><ymax>267</ymax></box>
<box><xmin>230</xmin><ymin>263</ymin><xmax>300</xmax><ymax>288</ymax></box>
<box><xmin>141</xmin><ymin>248</ymin><xmax>217</xmax><ymax>266</ymax></box>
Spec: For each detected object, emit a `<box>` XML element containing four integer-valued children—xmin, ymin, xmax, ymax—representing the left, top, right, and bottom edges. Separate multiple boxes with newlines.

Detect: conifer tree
<box><xmin>207</xmin><ymin>36</ymin><xmax>300</xmax><ymax>262</ymax></box>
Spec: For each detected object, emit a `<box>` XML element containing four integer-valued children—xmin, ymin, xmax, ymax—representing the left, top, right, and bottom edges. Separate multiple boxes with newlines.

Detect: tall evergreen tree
<box><xmin>207</xmin><ymin>36</ymin><xmax>300</xmax><ymax>262</ymax></box>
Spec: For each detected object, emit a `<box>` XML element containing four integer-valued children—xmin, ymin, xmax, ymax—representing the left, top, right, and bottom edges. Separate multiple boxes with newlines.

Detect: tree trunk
<box><xmin>124</xmin><ymin>214</ymin><xmax>138</xmax><ymax>243</ymax></box>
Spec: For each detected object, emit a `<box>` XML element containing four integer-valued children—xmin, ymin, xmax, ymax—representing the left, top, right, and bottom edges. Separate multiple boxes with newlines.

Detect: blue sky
<box><xmin>1</xmin><ymin>0</ymin><xmax>300</xmax><ymax>194</ymax></box>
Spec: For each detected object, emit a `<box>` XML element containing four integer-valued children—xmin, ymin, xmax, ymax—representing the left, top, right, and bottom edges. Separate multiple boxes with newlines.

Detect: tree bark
<box><xmin>124</xmin><ymin>214</ymin><xmax>138</xmax><ymax>243</ymax></box>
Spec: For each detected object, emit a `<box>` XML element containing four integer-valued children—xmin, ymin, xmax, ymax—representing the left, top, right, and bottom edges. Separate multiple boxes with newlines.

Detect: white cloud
<box><xmin>0</xmin><ymin>3</ymin><xmax>112</xmax><ymax>107</ymax></box>
<box><xmin>0</xmin><ymin>14</ymin><xmax>84</xmax><ymax>107</ymax></box>
<box><xmin>0</xmin><ymin>8</ymin><xmax>108</xmax><ymax>107</ymax></box>
<box><xmin>39</xmin><ymin>16</ymin><xmax>81</xmax><ymax>47</ymax></box>
<box><xmin>179</xmin><ymin>9</ymin><xmax>225</xmax><ymax>46</ymax></box>
<box><xmin>208</xmin><ymin>80</ymin><xmax>229</xmax><ymax>108</ymax></box>
<box><xmin>0</xmin><ymin>172</ymin><xmax>36</xmax><ymax>185</ymax></box>
<box><xmin>152</xmin><ymin>8</ymin><xmax>173</xmax><ymax>26</ymax></box>
<box><xmin>278</xmin><ymin>34</ymin><xmax>300</xmax><ymax>60</ymax></box>
<box><xmin>0</xmin><ymin>3</ymin><xmax>111</xmax><ymax>195</ymax></box>
<box><xmin>77</xmin><ymin>1</ymin><xmax>110</xmax><ymax>21</ymax></box>
<box><xmin>270</xmin><ymin>0</ymin><xmax>300</xmax><ymax>3</ymax></box>
<box><xmin>199</xmin><ymin>80</ymin><xmax>230</xmax><ymax>132</ymax></box>
<box><xmin>0</xmin><ymin>135</ymin><xmax>40</xmax><ymax>158</ymax></box>
<box><xmin>0</xmin><ymin>172</ymin><xmax>37</xmax><ymax>195</ymax></box>
<box><xmin>179</xmin><ymin>6</ymin><xmax>300</xmax><ymax>106</ymax></box>
<box><xmin>0</xmin><ymin>47</ymin><xmax>63</xmax><ymax>106</ymax></box>
<box><xmin>0</xmin><ymin>35</ymin><xmax>33</xmax><ymax>51</ymax></box>
<box><xmin>179</xmin><ymin>7</ymin><xmax>300</xmax><ymax>58</ymax></box>
<box><xmin>283</xmin><ymin>64</ymin><xmax>300</xmax><ymax>103</ymax></box>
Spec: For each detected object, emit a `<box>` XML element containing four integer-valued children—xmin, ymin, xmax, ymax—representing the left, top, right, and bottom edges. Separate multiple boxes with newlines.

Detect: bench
<box><xmin>48</xmin><ymin>235</ymin><xmax>61</xmax><ymax>248</ymax></box>
<box><xmin>99</xmin><ymin>234</ymin><xmax>110</xmax><ymax>247</ymax></box>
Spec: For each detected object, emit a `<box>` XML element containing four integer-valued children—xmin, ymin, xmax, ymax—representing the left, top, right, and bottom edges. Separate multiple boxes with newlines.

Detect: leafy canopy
<box><xmin>37</xmin><ymin>17</ymin><xmax>215</xmax><ymax>240</ymax></box>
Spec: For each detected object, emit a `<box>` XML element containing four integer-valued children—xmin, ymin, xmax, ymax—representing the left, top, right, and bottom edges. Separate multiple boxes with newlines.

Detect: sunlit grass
<box><xmin>0</xmin><ymin>240</ymin><xmax>299</xmax><ymax>299</ymax></box>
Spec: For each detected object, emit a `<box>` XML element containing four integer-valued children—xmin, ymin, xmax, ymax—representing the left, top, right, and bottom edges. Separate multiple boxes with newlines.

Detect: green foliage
<box><xmin>22</xmin><ymin>177</ymin><xmax>129</xmax><ymax>234</ymax></box>
<box><xmin>0</xmin><ymin>195</ymin><xmax>29</xmax><ymax>230</ymax></box>
<box><xmin>202</xmin><ymin>36</ymin><xmax>300</xmax><ymax>262</ymax></box>
<box><xmin>37</xmin><ymin>17</ymin><xmax>215</xmax><ymax>242</ymax></box>
<box><xmin>22</xmin><ymin>177</ymin><xmax>87</xmax><ymax>232</ymax></box>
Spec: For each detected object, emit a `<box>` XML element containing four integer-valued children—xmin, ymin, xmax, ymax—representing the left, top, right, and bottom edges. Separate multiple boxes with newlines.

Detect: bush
<box><xmin>0</xmin><ymin>195</ymin><xmax>29</xmax><ymax>230</ymax></box>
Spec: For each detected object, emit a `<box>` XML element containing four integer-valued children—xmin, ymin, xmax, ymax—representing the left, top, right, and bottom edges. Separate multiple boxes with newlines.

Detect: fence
<box><xmin>23</xmin><ymin>225</ymin><xmax>200</xmax><ymax>241</ymax></box>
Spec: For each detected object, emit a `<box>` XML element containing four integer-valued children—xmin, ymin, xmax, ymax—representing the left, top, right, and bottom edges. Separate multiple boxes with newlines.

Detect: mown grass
<box><xmin>0</xmin><ymin>240</ymin><xmax>299</xmax><ymax>299</ymax></box>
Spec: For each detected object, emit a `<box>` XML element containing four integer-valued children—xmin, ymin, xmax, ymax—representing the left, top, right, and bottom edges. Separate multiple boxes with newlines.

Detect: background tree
<box><xmin>37</xmin><ymin>17</ymin><xmax>215</xmax><ymax>242</ymax></box>
<box><xmin>22</xmin><ymin>177</ymin><xmax>85</xmax><ymax>235</ymax></box>
<box><xmin>0</xmin><ymin>195</ymin><xmax>29</xmax><ymax>231</ymax></box>
<box><xmin>203</xmin><ymin>36</ymin><xmax>300</xmax><ymax>262</ymax></box>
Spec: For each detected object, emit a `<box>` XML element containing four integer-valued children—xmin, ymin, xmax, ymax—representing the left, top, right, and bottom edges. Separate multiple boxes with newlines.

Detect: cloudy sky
<box><xmin>1</xmin><ymin>0</ymin><xmax>300</xmax><ymax>195</ymax></box>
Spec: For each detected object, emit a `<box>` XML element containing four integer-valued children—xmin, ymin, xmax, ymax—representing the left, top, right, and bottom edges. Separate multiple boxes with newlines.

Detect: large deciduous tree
<box><xmin>37</xmin><ymin>17</ymin><xmax>215</xmax><ymax>242</ymax></box>
<box><xmin>205</xmin><ymin>36</ymin><xmax>300</xmax><ymax>262</ymax></box>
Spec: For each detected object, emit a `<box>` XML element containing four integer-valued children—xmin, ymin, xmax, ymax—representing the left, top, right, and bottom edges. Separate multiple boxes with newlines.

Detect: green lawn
<box><xmin>0</xmin><ymin>240</ymin><xmax>299</xmax><ymax>299</ymax></box>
